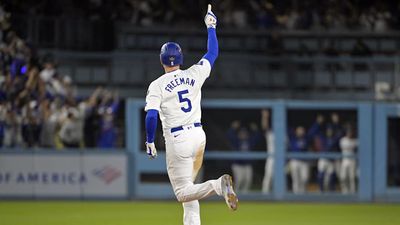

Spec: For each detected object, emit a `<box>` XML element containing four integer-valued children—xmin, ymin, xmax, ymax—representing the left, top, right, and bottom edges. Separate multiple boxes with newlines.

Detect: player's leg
<box><xmin>349</xmin><ymin>160</ymin><xmax>356</xmax><ymax>193</ymax></box>
<box><xmin>242</xmin><ymin>164</ymin><xmax>252</xmax><ymax>193</ymax></box>
<box><xmin>182</xmin><ymin>142</ymin><xmax>205</xmax><ymax>225</ymax></box>
<box><xmin>340</xmin><ymin>159</ymin><xmax>348</xmax><ymax>194</ymax></box>
<box><xmin>231</xmin><ymin>164</ymin><xmax>242</xmax><ymax>192</ymax></box>
<box><xmin>167</xmin><ymin>128</ymin><xmax>237</xmax><ymax>210</ymax></box>
<box><xmin>317</xmin><ymin>159</ymin><xmax>326</xmax><ymax>191</ymax></box>
<box><xmin>299</xmin><ymin>160</ymin><xmax>309</xmax><ymax>193</ymax></box>
<box><xmin>262</xmin><ymin>158</ymin><xmax>274</xmax><ymax>193</ymax></box>
<box><xmin>166</xmin><ymin>130</ymin><xmax>222</xmax><ymax>203</ymax></box>
<box><xmin>182</xmin><ymin>201</ymin><xmax>200</xmax><ymax>225</ymax></box>
<box><xmin>327</xmin><ymin>161</ymin><xmax>335</xmax><ymax>191</ymax></box>
<box><xmin>198</xmin><ymin>129</ymin><xmax>237</xmax><ymax>210</ymax></box>
<box><xmin>295</xmin><ymin>160</ymin><xmax>303</xmax><ymax>193</ymax></box>
<box><xmin>289</xmin><ymin>160</ymin><xmax>300</xmax><ymax>193</ymax></box>
<box><xmin>334</xmin><ymin>159</ymin><xmax>342</xmax><ymax>188</ymax></box>
<box><xmin>192</xmin><ymin>144</ymin><xmax>205</xmax><ymax>181</ymax></box>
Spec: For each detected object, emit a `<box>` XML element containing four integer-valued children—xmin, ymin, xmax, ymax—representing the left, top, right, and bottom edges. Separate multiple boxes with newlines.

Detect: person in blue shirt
<box><xmin>227</xmin><ymin>120</ymin><xmax>261</xmax><ymax>193</ymax></box>
<box><xmin>316</xmin><ymin>125</ymin><xmax>343</xmax><ymax>192</ymax></box>
<box><xmin>97</xmin><ymin>90</ymin><xmax>120</xmax><ymax>148</ymax></box>
<box><xmin>328</xmin><ymin>113</ymin><xmax>345</xmax><ymax>191</ymax></box>
<box><xmin>288</xmin><ymin>116</ymin><xmax>322</xmax><ymax>194</ymax></box>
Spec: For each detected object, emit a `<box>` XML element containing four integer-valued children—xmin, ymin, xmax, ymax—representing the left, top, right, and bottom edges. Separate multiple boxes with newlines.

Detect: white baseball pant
<box><xmin>262</xmin><ymin>157</ymin><xmax>274</xmax><ymax>193</ymax></box>
<box><xmin>340</xmin><ymin>158</ymin><xmax>356</xmax><ymax>194</ymax></box>
<box><xmin>231</xmin><ymin>163</ymin><xmax>253</xmax><ymax>193</ymax></box>
<box><xmin>165</xmin><ymin>125</ymin><xmax>222</xmax><ymax>225</ymax></box>
<box><xmin>318</xmin><ymin>158</ymin><xmax>335</xmax><ymax>190</ymax></box>
<box><xmin>289</xmin><ymin>159</ymin><xmax>309</xmax><ymax>194</ymax></box>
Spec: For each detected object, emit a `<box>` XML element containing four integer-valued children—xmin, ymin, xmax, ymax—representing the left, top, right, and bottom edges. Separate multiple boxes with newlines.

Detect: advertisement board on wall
<box><xmin>0</xmin><ymin>153</ymin><xmax>127</xmax><ymax>198</ymax></box>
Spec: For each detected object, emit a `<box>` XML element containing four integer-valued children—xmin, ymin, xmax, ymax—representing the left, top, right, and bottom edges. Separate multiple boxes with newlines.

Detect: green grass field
<box><xmin>1</xmin><ymin>201</ymin><xmax>399</xmax><ymax>225</ymax></box>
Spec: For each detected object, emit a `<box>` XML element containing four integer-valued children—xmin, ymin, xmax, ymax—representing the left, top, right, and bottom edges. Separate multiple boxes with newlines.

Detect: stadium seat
<box><xmin>75</xmin><ymin>67</ymin><xmax>92</xmax><ymax>83</ymax></box>
<box><xmin>375</xmin><ymin>71</ymin><xmax>393</xmax><ymax>83</ymax></box>
<box><xmin>92</xmin><ymin>67</ymin><xmax>108</xmax><ymax>83</ymax></box>
<box><xmin>334</xmin><ymin>71</ymin><xmax>353</xmax><ymax>88</ymax></box>
<box><xmin>314</xmin><ymin>70</ymin><xmax>333</xmax><ymax>88</ymax></box>
<box><xmin>253</xmin><ymin>69</ymin><xmax>270</xmax><ymax>87</ymax></box>
<box><xmin>353</xmin><ymin>71</ymin><xmax>371</xmax><ymax>89</ymax></box>
<box><xmin>270</xmin><ymin>71</ymin><xmax>287</xmax><ymax>88</ymax></box>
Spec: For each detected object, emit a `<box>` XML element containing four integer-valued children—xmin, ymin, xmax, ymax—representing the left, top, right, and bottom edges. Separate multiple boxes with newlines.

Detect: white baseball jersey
<box><xmin>265</xmin><ymin>130</ymin><xmax>274</xmax><ymax>153</ymax></box>
<box><xmin>340</xmin><ymin>137</ymin><xmax>358</xmax><ymax>156</ymax></box>
<box><xmin>145</xmin><ymin>59</ymin><xmax>211</xmax><ymax>131</ymax></box>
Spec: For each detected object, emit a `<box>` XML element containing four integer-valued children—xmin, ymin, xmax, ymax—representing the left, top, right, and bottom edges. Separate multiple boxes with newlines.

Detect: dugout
<box><xmin>125</xmin><ymin>99</ymin><xmax>397</xmax><ymax>202</ymax></box>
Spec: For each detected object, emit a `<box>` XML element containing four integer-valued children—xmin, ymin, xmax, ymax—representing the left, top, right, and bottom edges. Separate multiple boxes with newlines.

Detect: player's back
<box><xmin>145</xmin><ymin>59</ymin><xmax>211</xmax><ymax>131</ymax></box>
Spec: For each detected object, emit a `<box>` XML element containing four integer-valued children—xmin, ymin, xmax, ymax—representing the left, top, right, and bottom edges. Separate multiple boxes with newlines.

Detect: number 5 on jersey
<box><xmin>178</xmin><ymin>89</ymin><xmax>192</xmax><ymax>113</ymax></box>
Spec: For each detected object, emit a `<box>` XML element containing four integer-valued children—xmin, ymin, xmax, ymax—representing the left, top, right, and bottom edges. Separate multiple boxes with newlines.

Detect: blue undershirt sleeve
<box><xmin>202</xmin><ymin>28</ymin><xmax>219</xmax><ymax>67</ymax></box>
<box><xmin>145</xmin><ymin>109</ymin><xmax>158</xmax><ymax>143</ymax></box>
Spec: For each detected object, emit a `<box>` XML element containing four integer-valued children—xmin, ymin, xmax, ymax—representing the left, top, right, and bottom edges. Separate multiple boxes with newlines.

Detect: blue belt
<box><xmin>171</xmin><ymin>123</ymin><xmax>202</xmax><ymax>133</ymax></box>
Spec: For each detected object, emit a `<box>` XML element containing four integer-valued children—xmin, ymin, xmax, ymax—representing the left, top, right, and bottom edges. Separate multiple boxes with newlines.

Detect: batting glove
<box><xmin>146</xmin><ymin>142</ymin><xmax>157</xmax><ymax>159</ymax></box>
<box><xmin>204</xmin><ymin>4</ymin><xmax>217</xmax><ymax>29</ymax></box>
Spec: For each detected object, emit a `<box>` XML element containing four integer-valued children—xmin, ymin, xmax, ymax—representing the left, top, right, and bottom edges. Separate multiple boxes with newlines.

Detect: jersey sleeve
<box><xmin>187</xmin><ymin>58</ymin><xmax>212</xmax><ymax>82</ymax></box>
<box><xmin>145</xmin><ymin>81</ymin><xmax>162</xmax><ymax>112</ymax></box>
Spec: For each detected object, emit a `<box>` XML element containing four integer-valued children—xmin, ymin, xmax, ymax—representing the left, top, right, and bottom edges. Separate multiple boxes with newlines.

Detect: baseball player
<box><xmin>339</xmin><ymin>128</ymin><xmax>358</xmax><ymax>194</ymax></box>
<box><xmin>288</xmin><ymin>126</ymin><xmax>311</xmax><ymax>194</ymax></box>
<box><xmin>261</xmin><ymin>109</ymin><xmax>274</xmax><ymax>194</ymax></box>
<box><xmin>144</xmin><ymin>4</ymin><xmax>238</xmax><ymax>225</ymax></box>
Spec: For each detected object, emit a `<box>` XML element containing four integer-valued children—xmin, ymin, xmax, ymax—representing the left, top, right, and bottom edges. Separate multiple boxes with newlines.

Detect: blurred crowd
<box><xmin>3</xmin><ymin>0</ymin><xmax>400</xmax><ymax>31</ymax></box>
<box><xmin>219</xmin><ymin>0</ymin><xmax>400</xmax><ymax>31</ymax></box>
<box><xmin>226</xmin><ymin>110</ymin><xmax>358</xmax><ymax>194</ymax></box>
<box><xmin>0</xmin><ymin>5</ymin><xmax>121</xmax><ymax>149</ymax></box>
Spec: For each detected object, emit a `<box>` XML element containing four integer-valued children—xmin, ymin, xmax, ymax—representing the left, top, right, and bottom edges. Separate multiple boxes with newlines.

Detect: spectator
<box><xmin>375</xmin><ymin>11</ymin><xmax>390</xmax><ymax>32</ymax></box>
<box><xmin>0</xmin><ymin>6</ymin><xmax>124</xmax><ymax>150</ymax></box>
<box><xmin>96</xmin><ymin>90</ymin><xmax>120</xmax><ymax>148</ymax></box>
<box><xmin>39</xmin><ymin>99</ymin><xmax>57</xmax><ymax>148</ymax></box>
<box><xmin>218</xmin><ymin>0</ymin><xmax>235</xmax><ymax>28</ymax></box>
<box><xmin>81</xmin><ymin>87</ymin><xmax>102</xmax><ymax>147</ymax></box>
<box><xmin>285</xmin><ymin>9</ymin><xmax>299</xmax><ymax>30</ymax></box>
<box><xmin>59</xmin><ymin>107</ymin><xmax>83</xmax><ymax>148</ymax></box>
<box><xmin>3</xmin><ymin>0</ymin><xmax>400</xmax><ymax>31</ymax></box>
<box><xmin>21</xmin><ymin>101</ymin><xmax>41</xmax><ymax>148</ymax></box>
<box><xmin>231</xmin><ymin>2</ymin><xmax>248</xmax><ymax>28</ymax></box>
<box><xmin>0</xmin><ymin>101</ymin><xmax>6</xmax><ymax>147</ymax></box>
<box><xmin>3</xmin><ymin>107</ymin><xmax>23</xmax><ymax>147</ymax></box>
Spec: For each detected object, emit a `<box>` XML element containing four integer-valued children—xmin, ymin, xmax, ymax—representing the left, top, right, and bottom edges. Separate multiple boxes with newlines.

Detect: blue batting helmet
<box><xmin>160</xmin><ymin>42</ymin><xmax>183</xmax><ymax>67</ymax></box>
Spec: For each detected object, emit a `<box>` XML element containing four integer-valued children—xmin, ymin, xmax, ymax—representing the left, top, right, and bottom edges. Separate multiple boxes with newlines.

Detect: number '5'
<box><xmin>177</xmin><ymin>89</ymin><xmax>192</xmax><ymax>113</ymax></box>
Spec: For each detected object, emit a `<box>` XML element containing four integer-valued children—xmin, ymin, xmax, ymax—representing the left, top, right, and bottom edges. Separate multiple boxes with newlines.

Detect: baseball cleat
<box><xmin>221</xmin><ymin>174</ymin><xmax>238</xmax><ymax>211</ymax></box>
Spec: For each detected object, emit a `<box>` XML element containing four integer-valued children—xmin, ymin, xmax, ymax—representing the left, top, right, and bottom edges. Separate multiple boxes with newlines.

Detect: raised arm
<box><xmin>261</xmin><ymin>109</ymin><xmax>270</xmax><ymax>131</ymax></box>
<box><xmin>202</xmin><ymin>4</ymin><xmax>219</xmax><ymax>67</ymax></box>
